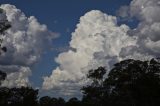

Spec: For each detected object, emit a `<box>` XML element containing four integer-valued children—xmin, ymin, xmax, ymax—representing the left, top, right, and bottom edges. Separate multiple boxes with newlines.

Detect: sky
<box><xmin>0</xmin><ymin>0</ymin><xmax>160</xmax><ymax>99</ymax></box>
<box><xmin>0</xmin><ymin>0</ymin><xmax>132</xmax><ymax>86</ymax></box>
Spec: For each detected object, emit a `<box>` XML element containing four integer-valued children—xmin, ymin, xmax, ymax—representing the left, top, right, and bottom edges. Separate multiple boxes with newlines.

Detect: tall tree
<box><xmin>82</xmin><ymin>67</ymin><xmax>107</xmax><ymax>106</ymax></box>
<box><xmin>82</xmin><ymin>58</ymin><xmax>160</xmax><ymax>106</ymax></box>
<box><xmin>104</xmin><ymin>59</ymin><xmax>160</xmax><ymax>106</ymax></box>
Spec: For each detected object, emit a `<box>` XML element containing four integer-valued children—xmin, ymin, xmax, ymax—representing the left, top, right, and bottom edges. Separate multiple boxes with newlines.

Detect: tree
<box><xmin>66</xmin><ymin>97</ymin><xmax>81</xmax><ymax>106</ymax></box>
<box><xmin>0</xmin><ymin>70</ymin><xmax>6</xmax><ymax>85</ymax></box>
<box><xmin>39</xmin><ymin>96</ymin><xmax>52</xmax><ymax>106</ymax></box>
<box><xmin>57</xmin><ymin>97</ymin><xmax>66</xmax><ymax>106</ymax></box>
<box><xmin>39</xmin><ymin>96</ymin><xmax>65</xmax><ymax>106</ymax></box>
<box><xmin>0</xmin><ymin>87</ymin><xmax>39</xmax><ymax>106</ymax></box>
<box><xmin>0</xmin><ymin>8</ymin><xmax>11</xmax><ymax>54</ymax></box>
<box><xmin>7</xmin><ymin>87</ymin><xmax>39</xmax><ymax>106</ymax></box>
<box><xmin>0</xmin><ymin>8</ymin><xmax>10</xmax><ymax>85</ymax></box>
<box><xmin>82</xmin><ymin>58</ymin><xmax>160</xmax><ymax>106</ymax></box>
<box><xmin>0</xmin><ymin>87</ymin><xmax>10</xmax><ymax>106</ymax></box>
<box><xmin>82</xmin><ymin>67</ymin><xmax>107</xmax><ymax>106</ymax></box>
<box><xmin>105</xmin><ymin>58</ymin><xmax>160</xmax><ymax>106</ymax></box>
<box><xmin>0</xmin><ymin>8</ymin><xmax>40</xmax><ymax>106</ymax></box>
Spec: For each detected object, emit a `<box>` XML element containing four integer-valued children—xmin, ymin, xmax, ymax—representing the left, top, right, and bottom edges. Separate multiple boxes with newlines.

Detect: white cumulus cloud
<box><xmin>42</xmin><ymin>10</ymin><xmax>137</xmax><ymax>97</ymax></box>
<box><xmin>43</xmin><ymin>0</ymin><xmax>160</xmax><ymax>98</ymax></box>
<box><xmin>1</xmin><ymin>66</ymin><xmax>31</xmax><ymax>87</ymax></box>
<box><xmin>0</xmin><ymin>4</ymin><xmax>57</xmax><ymax>87</ymax></box>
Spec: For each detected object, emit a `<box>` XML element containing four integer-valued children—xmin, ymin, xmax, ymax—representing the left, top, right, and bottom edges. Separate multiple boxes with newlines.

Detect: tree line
<box><xmin>1</xmin><ymin>58</ymin><xmax>160</xmax><ymax>106</ymax></box>
<box><xmin>1</xmin><ymin>8</ymin><xmax>160</xmax><ymax>106</ymax></box>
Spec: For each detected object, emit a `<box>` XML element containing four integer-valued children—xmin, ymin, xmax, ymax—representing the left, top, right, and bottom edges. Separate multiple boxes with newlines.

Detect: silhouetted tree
<box><xmin>0</xmin><ymin>87</ymin><xmax>39</xmax><ymax>106</ymax></box>
<box><xmin>39</xmin><ymin>96</ymin><xmax>52</xmax><ymax>106</ymax></box>
<box><xmin>57</xmin><ymin>97</ymin><xmax>66</xmax><ymax>106</ymax></box>
<box><xmin>0</xmin><ymin>70</ymin><xmax>6</xmax><ymax>85</ymax></box>
<box><xmin>66</xmin><ymin>97</ymin><xmax>81</xmax><ymax>106</ymax></box>
<box><xmin>0</xmin><ymin>87</ymin><xmax>10</xmax><ymax>106</ymax></box>
<box><xmin>104</xmin><ymin>58</ymin><xmax>160</xmax><ymax>106</ymax></box>
<box><xmin>0</xmin><ymin>9</ymin><xmax>160</xmax><ymax>105</ymax></box>
<box><xmin>82</xmin><ymin>67</ymin><xmax>107</xmax><ymax>106</ymax></box>
<box><xmin>0</xmin><ymin>8</ymin><xmax>9</xmax><ymax>84</ymax></box>
<box><xmin>82</xmin><ymin>58</ymin><xmax>160</xmax><ymax>106</ymax></box>
<box><xmin>0</xmin><ymin>8</ymin><xmax>11</xmax><ymax>54</ymax></box>
<box><xmin>0</xmin><ymin>64</ymin><xmax>7</xmax><ymax>106</ymax></box>
<box><xmin>0</xmin><ymin>8</ymin><xmax>40</xmax><ymax>106</ymax></box>
<box><xmin>7</xmin><ymin>87</ymin><xmax>39</xmax><ymax>106</ymax></box>
<box><xmin>0</xmin><ymin>8</ymin><xmax>9</xmax><ymax>86</ymax></box>
<box><xmin>39</xmin><ymin>96</ymin><xmax>66</xmax><ymax>106</ymax></box>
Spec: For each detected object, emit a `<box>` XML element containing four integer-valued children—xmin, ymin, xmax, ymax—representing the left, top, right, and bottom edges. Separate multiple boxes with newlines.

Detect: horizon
<box><xmin>0</xmin><ymin>0</ymin><xmax>160</xmax><ymax>99</ymax></box>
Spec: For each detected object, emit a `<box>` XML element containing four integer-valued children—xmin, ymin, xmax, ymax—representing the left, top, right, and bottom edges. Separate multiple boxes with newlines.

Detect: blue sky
<box><xmin>1</xmin><ymin>0</ymin><xmax>160</xmax><ymax>99</ymax></box>
<box><xmin>1</xmin><ymin>0</ymin><xmax>133</xmax><ymax>88</ymax></box>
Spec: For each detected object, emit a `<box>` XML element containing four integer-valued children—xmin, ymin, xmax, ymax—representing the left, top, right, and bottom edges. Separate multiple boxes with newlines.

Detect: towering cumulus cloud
<box><xmin>118</xmin><ymin>0</ymin><xmax>160</xmax><ymax>58</ymax></box>
<box><xmin>43</xmin><ymin>0</ymin><xmax>160</xmax><ymax>98</ymax></box>
<box><xmin>0</xmin><ymin>4</ymin><xmax>57</xmax><ymax>87</ymax></box>
<box><xmin>42</xmin><ymin>10</ymin><xmax>136</xmax><ymax>97</ymax></box>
